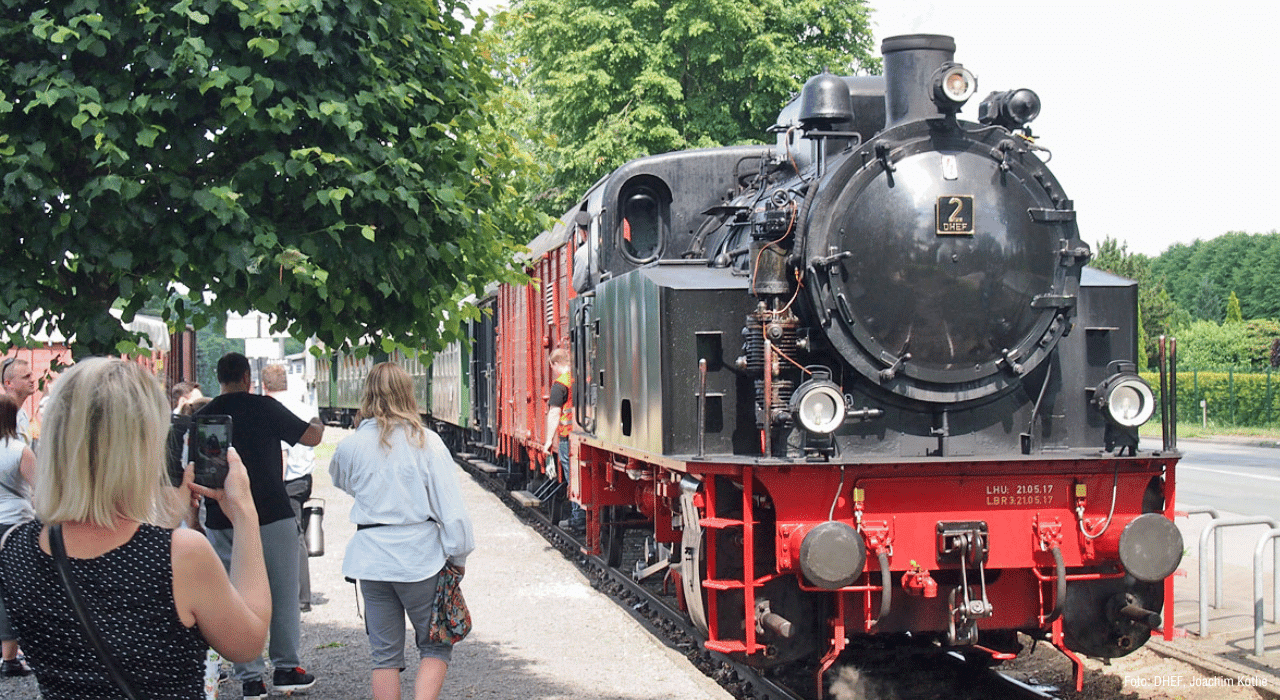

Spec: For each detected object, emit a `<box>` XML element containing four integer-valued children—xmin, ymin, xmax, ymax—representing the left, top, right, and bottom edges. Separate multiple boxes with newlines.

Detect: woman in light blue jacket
<box><xmin>330</xmin><ymin>362</ymin><xmax>475</xmax><ymax>700</ymax></box>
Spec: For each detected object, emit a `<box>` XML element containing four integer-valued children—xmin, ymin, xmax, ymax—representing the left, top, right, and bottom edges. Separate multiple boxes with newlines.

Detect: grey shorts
<box><xmin>360</xmin><ymin>576</ymin><xmax>452</xmax><ymax>669</ymax></box>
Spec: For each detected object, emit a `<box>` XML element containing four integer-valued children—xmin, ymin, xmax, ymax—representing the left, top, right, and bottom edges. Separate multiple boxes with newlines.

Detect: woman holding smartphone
<box><xmin>330</xmin><ymin>362</ymin><xmax>475</xmax><ymax>700</ymax></box>
<box><xmin>0</xmin><ymin>357</ymin><xmax>272</xmax><ymax>699</ymax></box>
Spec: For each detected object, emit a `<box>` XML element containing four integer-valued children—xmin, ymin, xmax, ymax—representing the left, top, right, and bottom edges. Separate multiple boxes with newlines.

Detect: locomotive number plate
<box><xmin>936</xmin><ymin>195</ymin><xmax>974</xmax><ymax>235</ymax></box>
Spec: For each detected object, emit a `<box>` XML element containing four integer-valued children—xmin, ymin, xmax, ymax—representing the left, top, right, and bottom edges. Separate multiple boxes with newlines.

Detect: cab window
<box><xmin>618</xmin><ymin>179</ymin><xmax>669</xmax><ymax>263</ymax></box>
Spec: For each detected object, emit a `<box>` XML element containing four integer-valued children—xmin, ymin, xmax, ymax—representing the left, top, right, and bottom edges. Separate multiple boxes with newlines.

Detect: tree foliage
<box><xmin>1226</xmin><ymin>291</ymin><xmax>1243</xmax><ymax>323</ymax></box>
<box><xmin>504</xmin><ymin>0</ymin><xmax>878</xmax><ymax>214</ymax></box>
<box><xmin>1175</xmin><ymin>319</ymin><xmax>1280</xmax><ymax>369</ymax></box>
<box><xmin>1150</xmin><ymin>231</ymin><xmax>1280</xmax><ymax>322</ymax></box>
<box><xmin>0</xmin><ymin>0</ymin><xmax>540</xmax><ymax>357</ymax></box>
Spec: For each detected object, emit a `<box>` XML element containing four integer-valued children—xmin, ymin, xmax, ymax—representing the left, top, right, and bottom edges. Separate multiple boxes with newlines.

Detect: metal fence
<box><xmin>1143</xmin><ymin>366</ymin><xmax>1280</xmax><ymax>429</ymax></box>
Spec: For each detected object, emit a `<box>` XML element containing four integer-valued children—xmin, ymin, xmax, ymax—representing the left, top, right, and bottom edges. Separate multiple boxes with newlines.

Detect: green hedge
<box><xmin>1141</xmin><ymin>368</ymin><xmax>1280</xmax><ymax>428</ymax></box>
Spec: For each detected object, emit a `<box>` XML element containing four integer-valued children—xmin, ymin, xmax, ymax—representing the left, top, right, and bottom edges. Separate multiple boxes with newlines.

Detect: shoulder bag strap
<box><xmin>0</xmin><ymin>522</ymin><xmax>21</xmax><ymax>551</ymax></box>
<box><xmin>48</xmin><ymin>524</ymin><xmax>149</xmax><ymax>700</ymax></box>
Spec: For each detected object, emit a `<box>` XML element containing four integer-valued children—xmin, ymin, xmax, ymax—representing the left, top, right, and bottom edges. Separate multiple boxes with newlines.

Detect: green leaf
<box><xmin>248</xmin><ymin>37</ymin><xmax>280</xmax><ymax>58</ymax></box>
<box><xmin>51</xmin><ymin>26</ymin><xmax>81</xmax><ymax>44</ymax></box>
<box><xmin>108</xmin><ymin>251</ymin><xmax>133</xmax><ymax>269</ymax></box>
<box><xmin>360</xmin><ymin>225</ymin><xmax>376</xmax><ymax>242</ymax></box>
<box><xmin>121</xmin><ymin>179</ymin><xmax>143</xmax><ymax>200</ymax></box>
<box><xmin>136</xmin><ymin>127</ymin><xmax>161</xmax><ymax>147</ymax></box>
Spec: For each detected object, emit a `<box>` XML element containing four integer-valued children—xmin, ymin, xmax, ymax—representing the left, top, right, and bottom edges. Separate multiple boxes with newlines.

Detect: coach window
<box><xmin>618</xmin><ymin>178</ymin><xmax>669</xmax><ymax>263</ymax></box>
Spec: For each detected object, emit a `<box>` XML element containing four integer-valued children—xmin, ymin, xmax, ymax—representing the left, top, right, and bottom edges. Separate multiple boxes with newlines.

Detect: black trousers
<box><xmin>285</xmin><ymin>474</ymin><xmax>312</xmax><ymax>607</ymax></box>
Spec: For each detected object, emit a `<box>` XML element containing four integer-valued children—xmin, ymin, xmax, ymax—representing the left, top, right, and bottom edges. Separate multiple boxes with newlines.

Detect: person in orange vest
<box><xmin>541</xmin><ymin>349</ymin><xmax>583</xmax><ymax>532</ymax></box>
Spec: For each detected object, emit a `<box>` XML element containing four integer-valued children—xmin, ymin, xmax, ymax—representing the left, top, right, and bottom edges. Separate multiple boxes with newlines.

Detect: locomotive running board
<box><xmin>510</xmin><ymin>490</ymin><xmax>541</xmax><ymax>507</ymax></box>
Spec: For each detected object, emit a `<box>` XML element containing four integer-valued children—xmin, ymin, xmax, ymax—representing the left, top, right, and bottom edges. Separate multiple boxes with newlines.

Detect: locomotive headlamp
<box><xmin>1095</xmin><ymin>371</ymin><xmax>1156</xmax><ymax>428</ymax></box>
<box><xmin>932</xmin><ymin>63</ymin><xmax>977</xmax><ymax>109</ymax></box>
<box><xmin>978</xmin><ymin>89</ymin><xmax>1042</xmax><ymax>130</ymax></box>
<box><xmin>790</xmin><ymin>373</ymin><xmax>846</xmax><ymax>435</ymax></box>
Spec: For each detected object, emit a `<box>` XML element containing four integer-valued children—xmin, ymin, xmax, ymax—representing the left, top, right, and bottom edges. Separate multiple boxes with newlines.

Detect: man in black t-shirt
<box><xmin>198</xmin><ymin>353</ymin><xmax>323</xmax><ymax>700</ymax></box>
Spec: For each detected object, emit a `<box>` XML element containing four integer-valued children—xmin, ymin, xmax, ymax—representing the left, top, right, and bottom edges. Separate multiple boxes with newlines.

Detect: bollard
<box><xmin>1199</xmin><ymin>516</ymin><xmax>1280</xmax><ymax>637</ymax></box>
<box><xmin>1182</xmin><ymin>506</ymin><xmax>1223</xmax><ymax>605</ymax></box>
<box><xmin>1254</xmin><ymin>528</ymin><xmax>1280</xmax><ymax>656</ymax></box>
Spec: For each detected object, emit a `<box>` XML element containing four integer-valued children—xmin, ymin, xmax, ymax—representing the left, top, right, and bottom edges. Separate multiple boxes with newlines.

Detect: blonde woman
<box><xmin>0</xmin><ymin>358</ymin><xmax>271</xmax><ymax>699</ymax></box>
<box><xmin>330</xmin><ymin>362</ymin><xmax>475</xmax><ymax>700</ymax></box>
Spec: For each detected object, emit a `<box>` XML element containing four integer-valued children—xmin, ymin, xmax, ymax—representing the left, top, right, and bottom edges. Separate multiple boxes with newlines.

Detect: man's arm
<box><xmin>543</xmin><ymin>407</ymin><xmax>561</xmax><ymax>453</ymax></box>
<box><xmin>299</xmin><ymin>416</ymin><xmax>324</xmax><ymax>447</ymax></box>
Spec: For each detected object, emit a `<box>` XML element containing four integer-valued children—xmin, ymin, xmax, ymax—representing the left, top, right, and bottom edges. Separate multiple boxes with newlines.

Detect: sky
<box><xmin>866</xmin><ymin>0</ymin><xmax>1278</xmax><ymax>256</ymax></box>
<box><xmin>472</xmin><ymin>0</ymin><xmax>1276</xmax><ymax>257</ymax></box>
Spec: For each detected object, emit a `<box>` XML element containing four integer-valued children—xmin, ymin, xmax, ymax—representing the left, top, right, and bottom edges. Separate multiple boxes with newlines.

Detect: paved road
<box><xmin>1167</xmin><ymin>438</ymin><xmax>1280</xmax><ymax>519</ymax></box>
<box><xmin>1145</xmin><ymin>438</ymin><xmax>1280</xmax><ymax>574</ymax></box>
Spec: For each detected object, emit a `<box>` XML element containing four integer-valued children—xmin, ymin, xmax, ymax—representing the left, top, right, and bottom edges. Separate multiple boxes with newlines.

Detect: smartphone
<box><xmin>166</xmin><ymin>415</ymin><xmax>191</xmax><ymax>487</ymax></box>
<box><xmin>191</xmin><ymin>414</ymin><xmax>233</xmax><ymax>489</ymax></box>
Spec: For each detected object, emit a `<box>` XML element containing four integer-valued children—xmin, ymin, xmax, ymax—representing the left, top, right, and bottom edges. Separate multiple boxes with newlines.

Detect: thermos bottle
<box><xmin>303</xmin><ymin>499</ymin><xmax>325</xmax><ymax>557</ymax></box>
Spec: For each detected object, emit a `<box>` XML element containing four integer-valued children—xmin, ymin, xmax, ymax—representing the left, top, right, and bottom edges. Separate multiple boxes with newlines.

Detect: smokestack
<box><xmin>881</xmin><ymin>34</ymin><xmax>957</xmax><ymax>129</ymax></box>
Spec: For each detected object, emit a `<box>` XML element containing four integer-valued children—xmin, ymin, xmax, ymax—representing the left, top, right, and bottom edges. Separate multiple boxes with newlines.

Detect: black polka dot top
<box><xmin>0</xmin><ymin>521</ymin><xmax>208</xmax><ymax>699</ymax></box>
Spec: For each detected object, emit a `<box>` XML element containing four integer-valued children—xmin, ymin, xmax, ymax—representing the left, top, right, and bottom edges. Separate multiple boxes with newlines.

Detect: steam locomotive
<box><xmin>321</xmin><ymin>34</ymin><xmax>1184</xmax><ymax>697</ymax></box>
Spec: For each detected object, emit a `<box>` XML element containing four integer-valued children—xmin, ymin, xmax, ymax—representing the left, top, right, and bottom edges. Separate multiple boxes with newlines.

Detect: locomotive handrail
<box><xmin>1159</xmin><ymin>336</ymin><xmax>1171</xmax><ymax>451</ymax></box>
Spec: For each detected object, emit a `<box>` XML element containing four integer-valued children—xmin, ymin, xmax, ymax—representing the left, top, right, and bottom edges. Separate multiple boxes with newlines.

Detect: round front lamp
<box><xmin>790</xmin><ymin>378</ymin><xmax>846</xmax><ymax>435</ymax></box>
<box><xmin>933</xmin><ymin>64</ymin><xmax>977</xmax><ymax>109</ymax></box>
<box><xmin>978</xmin><ymin>88</ymin><xmax>1042</xmax><ymax>130</ymax></box>
<box><xmin>1003</xmin><ymin>88</ymin><xmax>1041</xmax><ymax>125</ymax></box>
<box><xmin>1100</xmin><ymin>377</ymin><xmax>1155</xmax><ymax>427</ymax></box>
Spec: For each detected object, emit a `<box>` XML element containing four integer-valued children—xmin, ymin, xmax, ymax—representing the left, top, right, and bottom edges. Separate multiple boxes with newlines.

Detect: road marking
<box><xmin>1178</xmin><ymin>465</ymin><xmax>1280</xmax><ymax>483</ymax></box>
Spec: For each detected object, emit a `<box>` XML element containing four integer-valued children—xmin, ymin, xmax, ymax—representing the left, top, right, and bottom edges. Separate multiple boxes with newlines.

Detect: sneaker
<box><xmin>558</xmin><ymin>517</ymin><xmax>585</xmax><ymax>533</ymax></box>
<box><xmin>242</xmin><ymin>679</ymin><xmax>268</xmax><ymax>700</ymax></box>
<box><xmin>272</xmin><ymin>666</ymin><xmax>316</xmax><ymax>694</ymax></box>
<box><xmin>0</xmin><ymin>656</ymin><xmax>31</xmax><ymax>677</ymax></box>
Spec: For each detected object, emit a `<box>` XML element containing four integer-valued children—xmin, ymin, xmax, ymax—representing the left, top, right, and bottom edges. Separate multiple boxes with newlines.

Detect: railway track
<box><xmin>454</xmin><ymin>453</ymin><xmax>1060</xmax><ymax>700</ymax></box>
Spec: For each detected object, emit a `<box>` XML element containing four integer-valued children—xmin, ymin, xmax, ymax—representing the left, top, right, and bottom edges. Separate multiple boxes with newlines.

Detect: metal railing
<box><xmin>1182</xmin><ymin>506</ymin><xmax>1223</xmax><ymax>603</ymax></box>
<box><xmin>1196</xmin><ymin>515</ymin><xmax>1280</xmax><ymax>645</ymax></box>
<box><xmin>1255</xmin><ymin>529</ymin><xmax>1280</xmax><ymax>656</ymax></box>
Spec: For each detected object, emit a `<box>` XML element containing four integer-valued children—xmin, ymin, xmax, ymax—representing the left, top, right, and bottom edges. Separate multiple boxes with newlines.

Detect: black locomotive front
<box><xmin>714</xmin><ymin>34</ymin><xmax>1145</xmax><ymax>461</ymax></box>
<box><xmin>562</xmin><ymin>34</ymin><xmax>1181</xmax><ymax>694</ymax></box>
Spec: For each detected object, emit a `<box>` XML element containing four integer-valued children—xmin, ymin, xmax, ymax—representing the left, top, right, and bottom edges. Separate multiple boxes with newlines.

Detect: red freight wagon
<box><xmin>494</xmin><ymin>225</ymin><xmax>574</xmax><ymax>474</ymax></box>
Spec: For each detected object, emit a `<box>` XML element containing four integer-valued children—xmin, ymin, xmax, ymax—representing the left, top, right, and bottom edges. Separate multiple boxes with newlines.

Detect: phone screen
<box><xmin>191</xmin><ymin>415</ymin><xmax>233</xmax><ymax>488</ymax></box>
